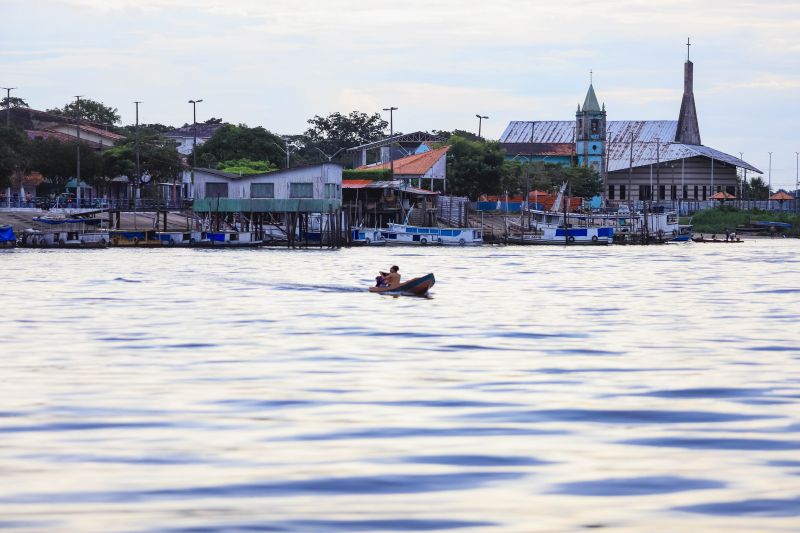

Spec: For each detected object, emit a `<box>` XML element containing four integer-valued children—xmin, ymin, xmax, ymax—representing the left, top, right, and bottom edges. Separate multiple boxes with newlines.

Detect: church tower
<box><xmin>675</xmin><ymin>39</ymin><xmax>701</xmax><ymax>145</ymax></box>
<box><xmin>575</xmin><ymin>80</ymin><xmax>606</xmax><ymax>177</ymax></box>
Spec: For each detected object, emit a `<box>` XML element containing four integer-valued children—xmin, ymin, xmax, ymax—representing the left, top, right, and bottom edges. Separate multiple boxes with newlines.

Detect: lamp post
<box><xmin>1</xmin><ymin>87</ymin><xmax>16</xmax><ymax>128</ymax></box>
<box><xmin>134</xmin><ymin>101</ymin><xmax>142</xmax><ymax>204</ymax></box>
<box><xmin>475</xmin><ymin>114</ymin><xmax>488</xmax><ymax>140</ymax></box>
<box><xmin>796</xmin><ymin>151</ymin><xmax>799</xmax><ymax>213</ymax></box>
<box><xmin>383</xmin><ymin>106</ymin><xmax>398</xmax><ymax>180</ymax></box>
<box><xmin>74</xmin><ymin>95</ymin><xmax>83</xmax><ymax>208</ymax></box>
<box><xmin>188</xmin><ymin>99</ymin><xmax>203</xmax><ymax>198</ymax></box>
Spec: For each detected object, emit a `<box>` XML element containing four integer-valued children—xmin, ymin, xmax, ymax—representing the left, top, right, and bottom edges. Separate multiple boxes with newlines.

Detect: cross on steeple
<box><xmin>686</xmin><ymin>37</ymin><xmax>691</xmax><ymax>61</ymax></box>
<box><xmin>590</xmin><ymin>69</ymin><xmax>593</xmax><ymax>84</ymax></box>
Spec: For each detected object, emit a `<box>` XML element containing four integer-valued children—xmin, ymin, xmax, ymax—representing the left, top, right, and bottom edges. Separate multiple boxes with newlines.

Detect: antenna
<box><xmin>686</xmin><ymin>37</ymin><xmax>691</xmax><ymax>61</ymax></box>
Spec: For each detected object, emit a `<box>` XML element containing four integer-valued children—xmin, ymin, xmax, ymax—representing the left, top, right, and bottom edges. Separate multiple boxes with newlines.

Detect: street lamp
<box><xmin>188</xmin><ymin>99</ymin><xmax>203</xmax><ymax>197</ymax></box>
<box><xmin>74</xmin><ymin>95</ymin><xmax>83</xmax><ymax>208</ymax></box>
<box><xmin>768</xmin><ymin>151</ymin><xmax>773</xmax><ymax>204</ymax></box>
<box><xmin>475</xmin><ymin>114</ymin><xmax>488</xmax><ymax>140</ymax></box>
<box><xmin>383</xmin><ymin>106</ymin><xmax>398</xmax><ymax>180</ymax></box>
<box><xmin>1</xmin><ymin>87</ymin><xmax>16</xmax><ymax>128</ymax></box>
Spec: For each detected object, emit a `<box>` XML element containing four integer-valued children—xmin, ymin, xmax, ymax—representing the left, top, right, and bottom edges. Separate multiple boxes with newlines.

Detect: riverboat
<box><xmin>508</xmin><ymin>226</ymin><xmax>613</xmax><ymax>245</ymax></box>
<box><xmin>383</xmin><ymin>223</ymin><xmax>483</xmax><ymax>246</ymax></box>
<box><xmin>155</xmin><ymin>231</ymin><xmax>210</xmax><ymax>246</ymax></box>
<box><xmin>204</xmin><ymin>231</ymin><xmax>263</xmax><ymax>247</ymax></box>
<box><xmin>351</xmin><ymin>228</ymin><xmax>386</xmax><ymax>246</ymax></box>
<box><xmin>20</xmin><ymin>217</ymin><xmax>108</xmax><ymax>248</ymax></box>
<box><xmin>109</xmin><ymin>230</ymin><xmax>162</xmax><ymax>247</ymax></box>
<box><xmin>369</xmin><ymin>273</ymin><xmax>435</xmax><ymax>296</ymax></box>
<box><xmin>671</xmin><ymin>225</ymin><xmax>693</xmax><ymax>242</ymax></box>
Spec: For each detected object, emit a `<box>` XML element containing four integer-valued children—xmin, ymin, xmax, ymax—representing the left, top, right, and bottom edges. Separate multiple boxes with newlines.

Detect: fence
<box><xmin>437</xmin><ymin>196</ymin><xmax>471</xmax><ymax>227</ymax></box>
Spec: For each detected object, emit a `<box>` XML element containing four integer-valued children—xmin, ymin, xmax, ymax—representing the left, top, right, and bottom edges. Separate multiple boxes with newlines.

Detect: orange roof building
<box><xmin>357</xmin><ymin>146</ymin><xmax>449</xmax><ymax>183</ymax></box>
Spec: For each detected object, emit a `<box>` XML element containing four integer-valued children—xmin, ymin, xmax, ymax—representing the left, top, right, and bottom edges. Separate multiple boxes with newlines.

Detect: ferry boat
<box><xmin>20</xmin><ymin>217</ymin><xmax>108</xmax><ymax>248</ymax></box>
<box><xmin>383</xmin><ymin>223</ymin><xmax>483</xmax><ymax>246</ymax></box>
<box><xmin>508</xmin><ymin>226</ymin><xmax>613</xmax><ymax>245</ymax></box>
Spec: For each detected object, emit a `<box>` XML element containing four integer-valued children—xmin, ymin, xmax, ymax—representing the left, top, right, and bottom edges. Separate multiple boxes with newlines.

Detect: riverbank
<box><xmin>690</xmin><ymin>207</ymin><xmax>800</xmax><ymax>236</ymax></box>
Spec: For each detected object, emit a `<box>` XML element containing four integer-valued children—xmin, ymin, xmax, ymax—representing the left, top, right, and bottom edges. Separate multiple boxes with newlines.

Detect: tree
<box><xmin>102</xmin><ymin>134</ymin><xmax>183</xmax><ymax>189</ymax></box>
<box><xmin>192</xmin><ymin>124</ymin><xmax>284</xmax><ymax>169</ymax></box>
<box><xmin>445</xmin><ymin>135</ymin><xmax>507</xmax><ymax>197</ymax></box>
<box><xmin>28</xmin><ymin>138</ymin><xmax>104</xmax><ymax>189</ymax></box>
<box><xmin>1</xmin><ymin>96</ymin><xmax>29</xmax><ymax>109</ymax></box>
<box><xmin>743</xmin><ymin>176</ymin><xmax>770</xmax><ymax>199</ymax></box>
<box><xmin>217</xmin><ymin>159</ymin><xmax>277</xmax><ymax>175</ymax></box>
<box><xmin>303</xmin><ymin>111</ymin><xmax>388</xmax><ymax>162</ymax></box>
<box><xmin>47</xmin><ymin>98</ymin><xmax>121</xmax><ymax>125</ymax></box>
<box><xmin>119</xmin><ymin>123</ymin><xmax>174</xmax><ymax>137</ymax></box>
<box><xmin>0</xmin><ymin>127</ymin><xmax>30</xmax><ymax>189</ymax></box>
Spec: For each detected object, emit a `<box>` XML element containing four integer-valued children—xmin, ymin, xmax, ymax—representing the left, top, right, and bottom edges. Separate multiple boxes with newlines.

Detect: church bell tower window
<box><xmin>591</xmin><ymin>119</ymin><xmax>599</xmax><ymax>134</ymax></box>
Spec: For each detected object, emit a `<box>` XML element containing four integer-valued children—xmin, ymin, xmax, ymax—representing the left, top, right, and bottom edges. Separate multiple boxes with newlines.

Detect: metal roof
<box><xmin>500</xmin><ymin>121</ymin><xmax>574</xmax><ymax>144</ymax></box>
<box><xmin>342</xmin><ymin>180</ymin><xmax>438</xmax><ymax>195</ymax></box>
<box><xmin>501</xmin><ymin>120</ymin><xmax>761</xmax><ymax>174</ymax></box>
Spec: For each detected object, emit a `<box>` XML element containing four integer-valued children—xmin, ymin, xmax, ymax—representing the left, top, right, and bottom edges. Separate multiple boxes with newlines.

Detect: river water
<box><xmin>1</xmin><ymin>241</ymin><xmax>799</xmax><ymax>532</ymax></box>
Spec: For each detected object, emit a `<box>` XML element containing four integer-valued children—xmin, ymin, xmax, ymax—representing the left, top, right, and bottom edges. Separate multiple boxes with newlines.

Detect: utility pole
<box><xmin>188</xmin><ymin>99</ymin><xmax>203</xmax><ymax>198</ymax></box>
<box><xmin>2</xmin><ymin>87</ymin><xmax>16</xmax><ymax>127</ymax></box>
<box><xmin>796</xmin><ymin>152</ymin><xmax>799</xmax><ymax>213</ymax></box>
<box><xmin>74</xmin><ymin>95</ymin><xmax>83</xmax><ymax>208</ymax></box>
<box><xmin>768</xmin><ymin>151</ymin><xmax>773</xmax><ymax>204</ymax></box>
<box><xmin>655</xmin><ymin>137</ymin><xmax>661</xmax><ymax>204</ymax></box>
<box><xmin>628</xmin><ymin>131</ymin><xmax>634</xmax><ymax>210</ymax></box>
<box><xmin>383</xmin><ymin>107</ymin><xmax>398</xmax><ymax>180</ymax></box>
<box><xmin>738</xmin><ymin>152</ymin><xmax>744</xmax><ymax>207</ymax></box>
<box><xmin>475</xmin><ymin>114</ymin><xmax>488</xmax><ymax>140</ymax></box>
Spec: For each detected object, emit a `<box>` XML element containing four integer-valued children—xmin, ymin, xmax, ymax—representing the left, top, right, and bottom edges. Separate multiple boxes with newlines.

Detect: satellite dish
<box><xmin>140</xmin><ymin>172</ymin><xmax>152</xmax><ymax>184</ymax></box>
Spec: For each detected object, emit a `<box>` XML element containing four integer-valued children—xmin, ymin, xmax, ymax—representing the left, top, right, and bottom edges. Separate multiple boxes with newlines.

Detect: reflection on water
<box><xmin>1</xmin><ymin>241</ymin><xmax>799</xmax><ymax>531</ymax></box>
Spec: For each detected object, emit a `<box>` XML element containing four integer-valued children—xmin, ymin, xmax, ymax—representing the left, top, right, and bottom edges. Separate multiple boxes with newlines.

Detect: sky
<box><xmin>3</xmin><ymin>0</ymin><xmax>800</xmax><ymax>189</ymax></box>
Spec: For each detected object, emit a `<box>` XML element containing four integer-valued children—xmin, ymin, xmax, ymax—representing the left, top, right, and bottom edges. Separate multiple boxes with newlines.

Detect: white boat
<box><xmin>351</xmin><ymin>228</ymin><xmax>386</xmax><ymax>246</ymax></box>
<box><xmin>155</xmin><ymin>231</ymin><xmax>209</xmax><ymax>246</ymax></box>
<box><xmin>20</xmin><ymin>217</ymin><xmax>108</xmax><ymax>248</ymax></box>
<box><xmin>204</xmin><ymin>230</ymin><xmax>262</xmax><ymax>247</ymax></box>
<box><xmin>383</xmin><ymin>223</ymin><xmax>483</xmax><ymax>246</ymax></box>
<box><xmin>509</xmin><ymin>225</ymin><xmax>613</xmax><ymax>245</ymax></box>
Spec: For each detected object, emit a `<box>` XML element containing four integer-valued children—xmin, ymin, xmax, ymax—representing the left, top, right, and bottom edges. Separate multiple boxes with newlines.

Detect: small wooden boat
<box><xmin>369</xmin><ymin>273</ymin><xmax>435</xmax><ymax>296</ymax></box>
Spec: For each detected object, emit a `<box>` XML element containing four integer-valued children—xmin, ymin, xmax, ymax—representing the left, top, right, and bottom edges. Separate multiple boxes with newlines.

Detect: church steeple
<box><xmin>583</xmin><ymin>84</ymin><xmax>601</xmax><ymax>113</ymax></box>
<box><xmin>676</xmin><ymin>38</ymin><xmax>701</xmax><ymax>145</ymax></box>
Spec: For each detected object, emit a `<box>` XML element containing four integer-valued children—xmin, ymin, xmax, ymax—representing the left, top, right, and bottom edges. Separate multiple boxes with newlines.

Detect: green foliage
<box><xmin>742</xmin><ymin>176</ymin><xmax>771</xmax><ymax>199</ymax></box>
<box><xmin>192</xmin><ymin>124</ymin><xmax>284</xmax><ymax>169</ymax></box>
<box><xmin>445</xmin><ymin>135</ymin><xmax>507</xmax><ymax>197</ymax></box>
<box><xmin>28</xmin><ymin>138</ymin><xmax>104</xmax><ymax>188</ymax></box>
<box><xmin>1</xmin><ymin>96</ymin><xmax>29</xmax><ymax>109</ymax></box>
<box><xmin>0</xmin><ymin>127</ymin><xmax>30</xmax><ymax>188</ymax></box>
<box><xmin>217</xmin><ymin>159</ymin><xmax>277</xmax><ymax>175</ymax></box>
<box><xmin>119</xmin><ymin>123</ymin><xmax>175</xmax><ymax>136</ymax></box>
<box><xmin>691</xmin><ymin>208</ymin><xmax>800</xmax><ymax>236</ymax></box>
<box><xmin>342</xmin><ymin>168</ymin><xmax>391</xmax><ymax>181</ymax></box>
<box><xmin>102</xmin><ymin>134</ymin><xmax>183</xmax><ymax>185</ymax></box>
<box><xmin>432</xmin><ymin>129</ymin><xmax>481</xmax><ymax>142</ymax></box>
<box><xmin>47</xmin><ymin>98</ymin><xmax>121</xmax><ymax>125</ymax></box>
<box><xmin>302</xmin><ymin>111</ymin><xmax>388</xmax><ymax>164</ymax></box>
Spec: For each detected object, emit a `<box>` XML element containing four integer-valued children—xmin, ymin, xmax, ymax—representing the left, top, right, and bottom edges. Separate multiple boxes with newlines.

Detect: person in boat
<box><xmin>376</xmin><ymin>265</ymin><xmax>401</xmax><ymax>288</ymax></box>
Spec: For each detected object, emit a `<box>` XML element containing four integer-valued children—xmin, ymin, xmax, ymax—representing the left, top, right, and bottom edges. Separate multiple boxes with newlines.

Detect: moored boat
<box><xmin>383</xmin><ymin>223</ymin><xmax>482</xmax><ymax>246</ymax></box>
<box><xmin>351</xmin><ymin>228</ymin><xmax>386</xmax><ymax>246</ymax></box>
<box><xmin>0</xmin><ymin>225</ymin><xmax>15</xmax><ymax>248</ymax></box>
<box><xmin>20</xmin><ymin>217</ymin><xmax>108</xmax><ymax>248</ymax></box>
<box><xmin>369</xmin><ymin>273</ymin><xmax>435</xmax><ymax>296</ymax></box>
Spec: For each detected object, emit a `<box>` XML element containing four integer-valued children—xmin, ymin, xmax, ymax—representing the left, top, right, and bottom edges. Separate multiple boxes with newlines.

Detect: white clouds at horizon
<box><xmin>3</xmin><ymin>0</ymin><xmax>800</xmax><ymax>187</ymax></box>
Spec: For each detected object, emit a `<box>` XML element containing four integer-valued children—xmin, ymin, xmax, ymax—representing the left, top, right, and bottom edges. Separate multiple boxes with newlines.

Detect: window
<box><xmin>659</xmin><ymin>185</ymin><xmax>666</xmax><ymax>200</ymax></box>
<box><xmin>591</xmin><ymin>119</ymin><xmax>599</xmax><ymax>134</ymax></box>
<box><xmin>694</xmin><ymin>185</ymin><xmax>699</xmax><ymax>199</ymax></box>
<box><xmin>290</xmin><ymin>182</ymin><xmax>313</xmax><ymax>198</ymax></box>
<box><xmin>702</xmin><ymin>185</ymin><xmax>707</xmax><ymax>200</ymax></box>
<box><xmin>671</xmin><ymin>185</ymin><xmax>677</xmax><ymax>200</ymax></box>
<box><xmin>608</xmin><ymin>185</ymin><xmax>615</xmax><ymax>200</ymax></box>
<box><xmin>251</xmin><ymin>183</ymin><xmax>274</xmax><ymax>198</ymax></box>
<box><xmin>683</xmin><ymin>185</ymin><xmax>688</xmax><ymax>199</ymax></box>
<box><xmin>726</xmin><ymin>185</ymin><xmax>736</xmax><ymax>196</ymax></box>
<box><xmin>206</xmin><ymin>182</ymin><xmax>228</xmax><ymax>198</ymax></box>
<box><xmin>620</xmin><ymin>185</ymin><xmax>626</xmax><ymax>200</ymax></box>
<box><xmin>324</xmin><ymin>183</ymin><xmax>338</xmax><ymax>199</ymax></box>
<box><xmin>639</xmin><ymin>185</ymin><xmax>651</xmax><ymax>201</ymax></box>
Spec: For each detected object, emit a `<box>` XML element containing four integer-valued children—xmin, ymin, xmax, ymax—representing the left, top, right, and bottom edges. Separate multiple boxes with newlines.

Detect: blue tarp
<box><xmin>0</xmin><ymin>225</ymin><xmax>15</xmax><ymax>243</ymax></box>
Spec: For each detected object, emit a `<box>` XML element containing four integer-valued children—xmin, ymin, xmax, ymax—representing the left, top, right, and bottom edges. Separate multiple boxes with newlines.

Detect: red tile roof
<box><xmin>358</xmin><ymin>146</ymin><xmax>449</xmax><ymax>176</ymax></box>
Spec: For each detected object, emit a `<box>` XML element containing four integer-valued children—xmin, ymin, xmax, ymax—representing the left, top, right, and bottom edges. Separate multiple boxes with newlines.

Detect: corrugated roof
<box><xmin>357</xmin><ymin>146</ymin><xmax>449</xmax><ymax>176</ymax></box>
<box><xmin>501</xmin><ymin>120</ymin><xmax>761</xmax><ymax>173</ymax></box>
<box><xmin>503</xmin><ymin>143</ymin><xmax>575</xmax><ymax>157</ymax></box>
<box><xmin>342</xmin><ymin>180</ymin><xmax>438</xmax><ymax>195</ymax></box>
